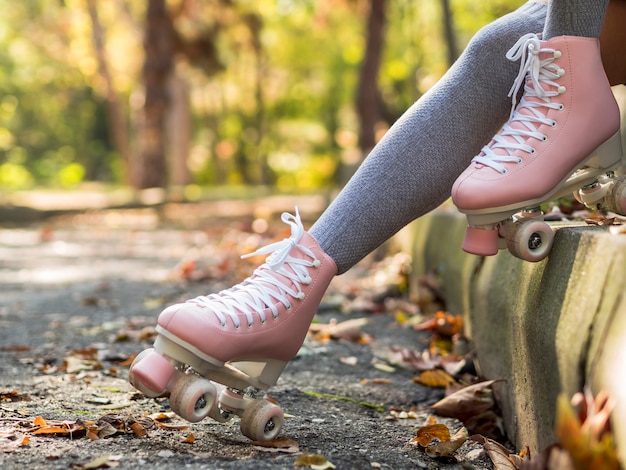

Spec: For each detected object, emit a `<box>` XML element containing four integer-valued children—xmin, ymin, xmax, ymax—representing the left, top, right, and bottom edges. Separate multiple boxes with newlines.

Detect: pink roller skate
<box><xmin>452</xmin><ymin>34</ymin><xmax>625</xmax><ymax>262</ymax></box>
<box><xmin>129</xmin><ymin>209</ymin><xmax>337</xmax><ymax>440</ymax></box>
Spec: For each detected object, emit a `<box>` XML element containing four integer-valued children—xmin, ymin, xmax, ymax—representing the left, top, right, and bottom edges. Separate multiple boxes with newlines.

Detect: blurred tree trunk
<box><xmin>139</xmin><ymin>0</ymin><xmax>175</xmax><ymax>189</ymax></box>
<box><xmin>440</xmin><ymin>0</ymin><xmax>458</xmax><ymax>66</ymax></box>
<box><xmin>86</xmin><ymin>0</ymin><xmax>133</xmax><ymax>186</ymax></box>
<box><xmin>355</xmin><ymin>0</ymin><xmax>386</xmax><ymax>173</ymax></box>
<box><xmin>248</xmin><ymin>13</ymin><xmax>272</xmax><ymax>186</ymax></box>
<box><xmin>166</xmin><ymin>74</ymin><xmax>191</xmax><ymax>189</ymax></box>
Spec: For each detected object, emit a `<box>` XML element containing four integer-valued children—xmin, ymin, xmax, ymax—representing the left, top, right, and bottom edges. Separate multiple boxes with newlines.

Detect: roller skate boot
<box><xmin>129</xmin><ymin>209</ymin><xmax>337</xmax><ymax>440</ymax></box>
<box><xmin>452</xmin><ymin>34</ymin><xmax>624</xmax><ymax>262</ymax></box>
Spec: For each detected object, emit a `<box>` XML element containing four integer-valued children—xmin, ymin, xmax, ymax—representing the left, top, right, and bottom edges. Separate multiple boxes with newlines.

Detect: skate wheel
<box><xmin>578</xmin><ymin>182</ymin><xmax>609</xmax><ymax>207</ymax></box>
<box><xmin>462</xmin><ymin>226</ymin><xmax>499</xmax><ymax>256</ymax></box>
<box><xmin>506</xmin><ymin>219</ymin><xmax>554</xmax><ymax>262</ymax></box>
<box><xmin>240</xmin><ymin>399</ymin><xmax>284</xmax><ymax>441</ymax></box>
<box><xmin>605</xmin><ymin>176</ymin><xmax>626</xmax><ymax>215</ymax></box>
<box><xmin>572</xmin><ymin>190</ymin><xmax>584</xmax><ymax>205</ymax></box>
<box><xmin>169</xmin><ymin>374</ymin><xmax>217</xmax><ymax>423</ymax></box>
<box><xmin>128</xmin><ymin>348</ymin><xmax>175</xmax><ymax>398</ymax></box>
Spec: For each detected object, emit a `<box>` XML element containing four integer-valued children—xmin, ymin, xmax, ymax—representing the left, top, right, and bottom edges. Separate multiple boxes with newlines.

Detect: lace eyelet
<box><xmin>516</xmin><ymin>158</ymin><xmax>523</xmax><ymax>164</ymax></box>
<box><xmin>541</xmin><ymin>135</ymin><xmax>547</xmax><ymax>142</ymax></box>
<box><xmin>558</xmin><ymin>104</ymin><xmax>564</xmax><ymax>111</ymax></box>
<box><xmin>500</xmin><ymin>169</ymin><xmax>508</xmax><ymax>175</ymax></box>
<box><xmin>247</xmin><ymin>323</ymin><xmax>253</xmax><ymax>329</ymax></box>
<box><xmin>550</xmin><ymin>121</ymin><xmax>557</xmax><ymax>128</ymax></box>
<box><xmin>557</xmin><ymin>85</ymin><xmax>566</xmax><ymax>94</ymax></box>
<box><xmin>554</xmin><ymin>50</ymin><xmax>562</xmax><ymax>59</ymax></box>
<box><xmin>272</xmin><ymin>314</ymin><xmax>279</xmax><ymax>321</ymax></box>
<box><xmin>313</xmin><ymin>259</ymin><xmax>321</xmax><ymax>268</ymax></box>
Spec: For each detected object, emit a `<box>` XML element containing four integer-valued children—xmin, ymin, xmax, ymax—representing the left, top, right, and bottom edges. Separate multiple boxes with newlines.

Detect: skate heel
<box><xmin>232</xmin><ymin>359</ymin><xmax>288</xmax><ymax>388</ymax></box>
<box><xmin>586</xmin><ymin>131</ymin><xmax>623</xmax><ymax>170</ymax></box>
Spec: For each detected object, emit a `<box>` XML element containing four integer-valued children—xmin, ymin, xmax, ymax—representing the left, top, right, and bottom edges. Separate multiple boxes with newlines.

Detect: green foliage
<box><xmin>0</xmin><ymin>0</ymin><xmax>524</xmax><ymax>191</ymax></box>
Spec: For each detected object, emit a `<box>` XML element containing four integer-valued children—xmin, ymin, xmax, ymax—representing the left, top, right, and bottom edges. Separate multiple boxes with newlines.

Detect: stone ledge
<box><xmin>398</xmin><ymin>207</ymin><xmax>626</xmax><ymax>464</ymax></box>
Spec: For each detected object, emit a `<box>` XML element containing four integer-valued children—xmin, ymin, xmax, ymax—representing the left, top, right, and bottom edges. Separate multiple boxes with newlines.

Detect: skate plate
<box><xmin>460</xmin><ymin>168</ymin><xmax>626</xmax><ymax>262</ymax></box>
<box><xmin>128</xmin><ymin>329</ymin><xmax>287</xmax><ymax>441</ymax></box>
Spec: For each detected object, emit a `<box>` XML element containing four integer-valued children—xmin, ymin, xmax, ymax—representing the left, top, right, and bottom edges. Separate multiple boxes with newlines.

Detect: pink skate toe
<box><xmin>462</xmin><ymin>226</ymin><xmax>499</xmax><ymax>256</ymax></box>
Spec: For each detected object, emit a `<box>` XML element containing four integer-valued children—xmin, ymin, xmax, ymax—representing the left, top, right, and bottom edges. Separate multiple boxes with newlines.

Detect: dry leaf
<box><xmin>414</xmin><ymin>369</ymin><xmax>457</xmax><ymax>388</ymax></box>
<box><xmin>154</xmin><ymin>421</ymin><xmax>189</xmax><ymax>431</ymax></box>
<box><xmin>554</xmin><ymin>390</ymin><xmax>620</xmax><ymax>470</ymax></box>
<box><xmin>414</xmin><ymin>311</ymin><xmax>463</xmax><ymax>337</ymax></box>
<box><xmin>424</xmin><ymin>426</ymin><xmax>468</xmax><ymax>458</ymax></box>
<box><xmin>130</xmin><ymin>422</ymin><xmax>147</xmax><ymax>438</ymax></box>
<box><xmin>413</xmin><ymin>423</ymin><xmax>451</xmax><ymax>446</ymax></box>
<box><xmin>471</xmin><ymin>434</ymin><xmax>519</xmax><ymax>470</ymax></box>
<box><xmin>429</xmin><ymin>380</ymin><xmax>502</xmax><ymax>422</ymax></box>
<box><xmin>308</xmin><ymin>318</ymin><xmax>371</xmax><ymax>344</ymax></box>
<box><xmin>72</xmin><ymin>454</ymin><xmax>121</xmax><ymax>469</ymax></box>
<box><xmin>33</xmin><ymin>416</ymin><xmax>47</xmax><ymax>426</ymax></box>
<box><xmin>180</xmin><ymin>433</ymin><xmax>195</xmax><ymax>443</ymax></box>
<box><xmin>251</xmin><ymin>437</ymin><xmax>299</xmax><ymax>453</ymax></box>
<box><xmin>295</xmin><ymin>453</ymin><xmax>336</xmax><ymax>469</ymax></box>
<box><xmin>360</xmin><ymin>378</ymin><xmax>393</xmax><ymax>385</ymax></box>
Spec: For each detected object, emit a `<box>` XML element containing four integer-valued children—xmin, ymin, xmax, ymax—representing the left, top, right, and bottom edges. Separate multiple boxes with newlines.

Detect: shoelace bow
<box><xmin>472</xmin><ymin>33</ymin><xmax>566</xmax><ymax>174</ymax></box>
<box><xmin>191</xmin><ymin>208</ymin><xmax>320</xmax><ymax>329</ymax></box>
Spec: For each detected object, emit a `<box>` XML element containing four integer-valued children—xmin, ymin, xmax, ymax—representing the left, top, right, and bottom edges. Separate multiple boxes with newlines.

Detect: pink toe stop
<box><xmin>131</xmin><ymin>351</ymin><xmax>175</xmax><ymax>395</ymax></box>
<box><xmin>462</xmin><ymin>226</ymin><xmax>499</xmax><ymax>256</ymax></box>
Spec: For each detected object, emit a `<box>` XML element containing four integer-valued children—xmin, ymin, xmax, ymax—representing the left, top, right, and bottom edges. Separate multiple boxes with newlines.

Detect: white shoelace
<box><xmin>190</xmin><ymin>208</ymin><xmax>321</xmax><ymax>329</ymax></box>
<box><xmin>472</xmin><ymin>33</ymin><xmax>566</xmax><ymax>174</ymax></box>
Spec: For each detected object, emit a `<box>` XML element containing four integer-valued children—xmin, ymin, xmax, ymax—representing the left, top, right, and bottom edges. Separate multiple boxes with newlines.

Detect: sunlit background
<box><xmin>0</xmin><ymin>0</ymin><xmax>524</xmax><ymax>198</ymax></box>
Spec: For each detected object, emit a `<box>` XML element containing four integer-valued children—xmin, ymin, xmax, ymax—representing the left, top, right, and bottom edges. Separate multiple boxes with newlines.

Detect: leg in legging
<box><xmin>311</xmin><ymin>1</ymin><xmax>547</xmax><ymax>274</ymax></box>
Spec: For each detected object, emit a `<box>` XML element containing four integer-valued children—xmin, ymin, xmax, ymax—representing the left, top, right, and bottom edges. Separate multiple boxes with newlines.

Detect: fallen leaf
<box><xmin>0</xmin><ymin>345</ymin><xmax>30</xmax><ymax>352</ymax></box>
<box><xmin>33</xmin><ymin>416</ymin><xmax>47</xmax><ymax>426</ymax></box>
<box><xmin>0</xmin><ymin>390</ymin><xmax>31</xmax><ymax>402</ymax></box>
<box><xmin>413</xmin><ymin>423</ymin><xmax>451</xmax><ymax>446</ymax></box>
<box><xmin>360</xmin><ymin>378</ymin><xmax>393</xmax><ymax>385</ymax></box>
<box><xmin>154</xmin><ymin>421</ymin><xmax>188</xmax><ymax>431</ymax></box>
<box><xmin>414</xmin><ymin>311</ymin><xmax>463</xmax><ymax>337</ymax></box>
<box><xmin>471</xmin><ymin>434</ymin><xmax>519</xmax><ymax>470</ymax></box>
<box><xmin>554</xmin><ymin>390</ymin><xmax>620</xmax><ymax>470</ymax></box>
<box><xmin>308</xmin><ymin>318</ymin><xmax>371</xmax><ymax>344</ymax></box>
<box><xmin>424</xmin><ymin>426</ymin><xmax>468</xmax><ymax>458</ymax></box>
<box><xmin>413</xmin><ymin>369</ymin><xmax>457</xmax><ymax>388</ymax></box>
<box><xmin>130</xmin><ymin>422</ymin><xmax>147</xmax><ymax>438</ymax></box>
<box><xmin>429</xmin><ymin>380</ymin><xmax>502</xmax><ymax>422</ymax></box>
<box><xmin>71</xmin><ymin>454</ymin><xmax>121</xmax><ymax>469</ymax></box>
<box><xmin>180</xmin><ymin>433</ymin><xmax>195</xmax><ymax>443</ymax></box>
<box><xmin>251</xmin><ymin>437</ymin><xmax>299</xmax><ymax>453</ymax></box>
<box><xmin>295</xmin><ymin>453</ymin><xmax>336</xmax><ymax>469</ymax></box>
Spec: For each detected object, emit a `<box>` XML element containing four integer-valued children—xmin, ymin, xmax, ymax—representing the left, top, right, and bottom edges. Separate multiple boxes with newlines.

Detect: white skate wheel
<box><xmin>606</xmin><ymin>176</ymin><xmax>626</xmax><ymax>216</ymax></box>
<box><xmin>128</xmin><ymin>348</ymin><xmax>175</xmax><ymax>398</ymax></box>
<box><xmin>240</xmin><ymin>399</ymin><xmax>284</xmax><ymax>441</ymax></box>
<box><xmin>462</xmin><ymin>226</ymin><xmax>499</xmax><ymax>256</ymax></box>
<box><xmin>169</xmin><ymin>374</ymin><xmax>217</xmax><ymax>423</ymax></box>
<box><xmin>506</xmin><ymin>219</ymin><xmax>554</xmax><ymax>262</ymax></box>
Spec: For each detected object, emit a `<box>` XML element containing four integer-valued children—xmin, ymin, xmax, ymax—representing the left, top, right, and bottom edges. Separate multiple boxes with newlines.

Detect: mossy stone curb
<box><xmin>400</xmin><ymin>209</ymin><xmax>626</xmax><ymax>464</ymax></box>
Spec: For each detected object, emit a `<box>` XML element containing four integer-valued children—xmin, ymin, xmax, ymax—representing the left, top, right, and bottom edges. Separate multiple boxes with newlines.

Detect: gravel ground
<box><xmin>0</xmin><ymin>205</ymin><xmax>498</xmax><ymax>469</ymax></box>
